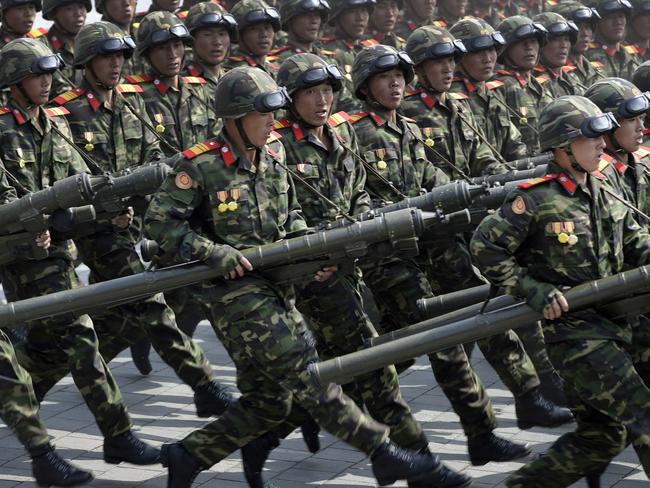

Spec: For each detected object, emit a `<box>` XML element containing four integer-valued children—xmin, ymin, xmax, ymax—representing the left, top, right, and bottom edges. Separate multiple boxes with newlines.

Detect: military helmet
<box><xmin>214</xmin><ymin>66</ymin><xmax>291</xmax><ymax>118</ymax></box>
<box><xmin>551</xmin><ymin>1</ymin><xmax>601</xmax><ymax>26</ymax></box>
<box><xmin>277</xmin><ymin>52</ymin><xmax>343</xmax><ymax>95</ymax></box>
<box><xmin>231</xmin><ymin>0</ymin><xmax>281</xmax><ymax>33</ymax></box>
<box><xmin>497</xmin><ymin>15</ymin><xmax>547</xmax><ymax>65</ymax></box>
<box><xmin>585</xmin><ymin>77</ymin><xmax>649</xmax><ymax>119</ymax></box>
<box><xmin>591</xmin><ymin>0</ymin><xmax>632</xmax><ymax>17</ymax></box>
<box><xmin>136</xmin><ymin>10</ymin><xmax>191</xmax><ymax>57</ymax></box>
<box><xmin>73</xmin><ymin>21</ymin><xmax>134</xmax><ymax>67</ymax></box>
<box><xmin>0</xmin><ymin>0</ymin><xmax>41</xmax><ymax>12</ymax></box>
<box><xmin>533</xmin><ymin>12</ymin><xmax>579</xmax><ymax>45</ymax></box>
<box><xmin>538</xmin><ymin>95</ymin><xmax>619</xmax><ymax>151</ymax></box>
<box><xmin>327</xmin><ymin>0</ymin><xmax>375</xmax><ymax>26</ymax></box>
<box><xmin>352</xmin><ymin>44</ymin><xmax>414</xmax><ymax>100</ymax></box>
<box><xmin>42</xmin><ymin>0</ymin><xmax>91</xmax><ymax>19</ymax></box>
<box><xmin>633</xmin><ymin>60</ymin><xmax>650</xmax><ymax>92</ymax></box>
<box><xmin>0</xmin><ymin>38</ymin><xmax>62</xmax><ymax>87</ymax></box>
<box><xmin>630</xmin><ymin>0</ymin><xmax>650</xmax><ymax>12</ymax></box>
<box><xmin>280</xmin><ymin>0</ymin><xmax>330</xmax><ymax>30</ymax></box>
<box><xmin>94</xmin><ymin>0</ymin><xmax>106</xmax><ymax>13</ymax></box>
<box><xmin>184</xmin><ymin>2</ymin><xmax>238</xmax><ymax>41</ymax></box>
<box><xmin>405</xmin><ymin>25</ymin><xmax>466</xmax><ymax>66</ymax></box>
<box><xmin>448</xmin><ymin>17</ymin><xmax>505</xmax><ymax>54</ymax></box>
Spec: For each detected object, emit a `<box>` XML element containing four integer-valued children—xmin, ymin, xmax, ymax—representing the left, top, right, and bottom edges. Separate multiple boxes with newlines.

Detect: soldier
<box><xmin>436</xmin><ymin>0</ymin><xmax>468</xmax><ymax>25</ymax></box>
<box><xmin>551</xmin><ymin>2</ymin><xmax>605</xmax><ymax>88</ymax></box>
<box><xmin>532</xmin><ymin>12</ymin><xmax>585</xmax><ymax>97</ymax></box>
<box><xmin>133</xmin><ymin>0</ymin><xmax>181</xmax><ymax>25</ymax></box>
<box><xmin>0</xmin><ymin>0</ymin><xmax>46</xmax><ymax>49</ymax></box>
<box><xmin>348</xmin><ymin>43</ymin><xmax>534</xmax><ymax>467</ymax></box>
<box><xmin>0</xmin><ymin>37</ymin><xmax>160</xmax><ymax>466</ymax></box>
<box><xmin>225</xmin><ymin>0</ymin><xmax>281</xmax><ymax>75</ymax></box>
<box><xmin>471</xmin><ymin>94</ymin><xmax>650</xmax><ymax>487</ymax></box>
<box><xmin>94</xmin><ymin>0</ymin><xmax>141</xmax><ymax>75</ymax></box>
<box><xmin>468</xmin><ymin>0</ymin><xmax>519</xmax><ymax>27</ymax></box>
<box><xmin>365</xmin><ymin>0</ymin><xmax>405</xmax><ymax>49</ymax></box>
<box><xmin>393</xmin><ymin>0</ymin><xmax>447</xmax><ymax>41</ymax></box>
<box><xmin>495</xmin><ymin>15</ymin><xmax>553</xmax><ymax>156</ymax></box>
<box><xmin>632</xmin><ymin>61</ymin><xmax>650</xmax><ymax>140</ymax></box>
<box><xmin>585</xmin><ymin>0</ymin><xmax>641</xmax><ymax>79</ymax></box>
<box><xmin>625</xmin><ymin>0</ymin><xmax>650</xmax><ymax>62</ymax></box>
<box><xmin>144</xmin><ymin>65</ymin><xmax>441</xmax><ymax>488</ymax></box>
<box><xmin>271</xmin><ymin>0</ymin><xmax>330</xmax><ymax>63</ymax></box>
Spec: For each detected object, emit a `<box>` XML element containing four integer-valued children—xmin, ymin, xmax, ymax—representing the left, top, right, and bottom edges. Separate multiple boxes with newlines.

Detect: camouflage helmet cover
<box><xmin>42</xmin><ymin>0</ymin><xmax>91</xmax><ymax>19</ymax></box>
<box><xmin>73</xmin><ymin>20</ymin><xmax>134</xmax><ymax>67</ymax></box>
<box><xmin>136</xmin><ymin>10</ymin><xmax>191</xmax><ymax>56</ymax></box>
<box><xmin>538</xmin><ymin>95</ymin><xmax>606</xmax><ymax>151</ymax></box>
<box><xmin>633</xmin><ymin>60</ymin><xmax>650</xmax><ymax>92</ymax></box>
<box><xmin>629</xmin><ymin>0</ymin><xmax>650</xmax><ymax>12</ymax></box>
<box><xmin>551</xmin><ymin>1</ymin><xmax>601</xmax><ymax>26</ymax></box>
<box><xmin>448</xmin><ymin>16</ymin><xmax>505</xmax><ymax>54</ymax></box>
<box><xmin>406</xmin><ymin>25</ymin><xmax>465</xmax><ymax>66</ymax></box>
<box><xmin>279</xmin><ymin>0</ymin><xmax>330</xmax><ymax>30</ymax></box>
<box><xmin>0</xmin><ymin>37</ymin><xmax>60</xmax><ymax>87</ymax></box>
<box><xmin>584</xmin><ymin>77</ymin><xmax>645</xmax><ymax>116</ymax></box>
<box><xmin>0</xmin><ymin>0</ymin><xmax>41</xmax><ymax>12</ymax></box>
<box><xmin>533</xmin><ymin>11</ymin><xmax>578</xmax><ymax>45</ymax></box>
<box><xmin>352</xmin><ymin>43</ymin><xmax>414</xmax><ymax>100</ymax></box>
<box><xmin>231</xmin><ymin>0</ymin><xmax>281</xmax><ymax>32</ymax></box>
<box><xmin>327</xmin><ymin>0</ymin><xmax>375</xmax><ymax>25</ymax></box>
<box><xmin>184</xmin><ymin>1</ymin><xmax>238</xmax><ymax>41</ymax></box>
<box><xmin>277</xmin><ymin>52</ymin><xmax>342</xmax><ymax>94</ymax></box>
<box><xmin>497</xmin><ymin>15</ymin><xmax>547</xmax><ymax>65</ymax></box>
<box><xmin>590</xmin><ymin>0</ymin><xmax>633</xmax><ymax>16</ymax></box>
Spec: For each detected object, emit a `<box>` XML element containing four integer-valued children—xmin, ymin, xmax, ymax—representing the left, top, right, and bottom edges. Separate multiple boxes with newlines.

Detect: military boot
<box><xmin>193</xmin><ymin>379</ymin><xmax>234</xmax><ymax>418</ymax></box>
<box><xmin>103</xmin><ymin>430</ymin><xmax>161</xmax><ymax>465</ymax></box>
<box><xmin>300</xmin><ymin>415</ymin><xmax>321</xmax><ymax>453</ymax></box>
<box><xmin>538</xmin><ymin>371</ymin><xmax>568</xmax><ymax>407</ymax></box>
<box><xmin>586</xmin><ymin>467</ymin><xmax>606</xmax><ymax>488</ymax></box>
<box><xmin>467</xmin><ymin>433</ymin><xmax>531</xmax><ymax>466</ymax></box>
<box><xmin>30</xmin><ymin>444</ymin><xmax>94</xmax><ymax>487</ymax></box>
<box><xmin>161</xmin><ymin>442</ymin><xmax>207</xmax><ymax>488</ymax></box>
<box><xmin>130</xmin><ymin>339</ymin><xmax>152</xmax><ymax>375</ymax></box>
<box><xmin>407</xmin><ymin>448</ymin><xmax>473</xmax><ymax>487</ymax></box>
<box><xmin>515</xmin><ymin>387</ymin><xmax>573</xmax><ymax>430</ymax></box>
<box><xmin>241</xmin><ymin>431</ymin><xmax>280</xmax><ymax>488</ymax></box>
<box><xmin>371</xmin><ymin>441</ymin><xmax>441</xmax><ymax>486</ymax></box>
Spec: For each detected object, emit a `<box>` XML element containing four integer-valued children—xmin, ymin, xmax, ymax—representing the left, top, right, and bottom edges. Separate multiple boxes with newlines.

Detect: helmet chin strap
<box><xmin>88</xmin><ymin>63</ymin><xmax>117</xmax><ymax>90</ymax></box>
<box><xmin>17</xmin><ymin>81</ymin><xmax>38</xmax><ymax>111</ymax></box>
<box><xmin>235</xmin><ymin>117</ymin><xmax>259</xmax><ymax>150</ymax></box>
<box><xmin>564</xmin><ymin>143</ymin><xmax>587</xmax><ymax>173</ymax></box>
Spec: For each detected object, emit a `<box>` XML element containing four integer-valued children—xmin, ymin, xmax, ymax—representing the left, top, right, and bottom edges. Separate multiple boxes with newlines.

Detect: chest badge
<box><xmin>154</xmin><ymin>113</ymin><xmax>166</xmax><ymax>134</ymax></box>
<box><xmin>511</xmin><ymin>195</ymin><xmax>526</xmax><ymax>215</ymax></box>
<box><xmin>549</xmin><ymin>222</ymin><xmax>577</xmax><ymax>246</ymax></box>
<box><xmin>84</xmin><ymin>132</ymin><xmax>94</xmax><ymax>152</ymax></box>
<box><xmin>16</xmin><ymin>148</ymin><xmax>25</xmax><ymax>168</ymax></box>
<box><xmin>175</xmin><ymin>171</ymin><xmax>193</xmax><ymax>189</ymax></box>
<box><xmin>375</xmin><ymin>148</ymin><xmax>387</xmax><ymax>170</ymax></box>
<box><xmin>519</xmin><ymin>107</ymin><xmax>528</xmax><ymax>125</ymax></box>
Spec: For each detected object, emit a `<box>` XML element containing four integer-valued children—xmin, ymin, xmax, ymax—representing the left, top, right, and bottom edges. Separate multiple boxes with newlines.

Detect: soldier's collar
<box><xmin>7</xmin><ymin>101</ymin><xmax>36</xmax><ymax>126</ymax></box>
<box><xmin>149</xmin><ymin>76</ymin><xmax>179</xmax><ymax>95</ymax></box>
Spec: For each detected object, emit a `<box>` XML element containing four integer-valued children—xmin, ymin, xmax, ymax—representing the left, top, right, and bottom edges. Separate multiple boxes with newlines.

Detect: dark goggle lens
<box><xmin>300</xmin><ymin>64</ymin><xmax>342</xmax><ymax>86</ymax></box>
<box><xmin>254</xmin><ymin>87</ymin><xmax>291</xmax><ymax>112</ymax></box>
<box><xmin>514</xmin><ymin>22</ymin><xmax>547</xmax><ymax>40</ymax></box>
<box><xmin>32</xmin><ymin>54</ymin><xmax>62</xmax><ymax>74</ymax></box>
<box><xmin>582</xmin><ymin>112</ymin><xmax>620</xmax><ymax>137</ymax></box>
<box><xmin>198</xmin><ymin>12</ymin><xmax>237</xmax><ymax>27</ymax></box>
<box><xmin>300</xmin><ymin>0</ymin><xmax>330</xmax><ymax>10</ymax></box>
<box><xmin>98</xmin><ymin>36</ymin><xmax>134</xmax><ymax>53</ymax></box>
<box><xmin>600</xmin><ymin>0</ymin><xmax>632</xmax><ymax>13</ymax></box>
<box><xmin>572</xmin><ymin>7</ymin><xmax>600</xmax><ymax>21</ymax></box>
<box><xmin>547</xmin><ymin>21</ymin><xmax>577</xmax><ymax>36</ymax></box>
<box><xmin>618</xmin><ymin>92</ymin><xmax>650</xmax><ymax>118</ymax></box>
<box><xmin>372</xmin><ymin>51</ymin><xmax>413</xmax><ymax>72</ymax></box>
<box><xmin>427</xmin><ymin>40</ymin><xmax>465</xmax><ymax>59</ymax></box>
<box><xmin>467</xmin><ymin>32</ymin><xmax>505</xmax><ymax>50</ymax></box>
<box><xmin>347</xmin><ymin>0</ymin><xmax>375</xmax><ymax>6</ymax></box>
<box><xmin>151</xmin><ymin>24</ymin><xmax>190</xmax><ymax>44</ymax></box>
<box><xmin>246</xmin><ymin>7</ymin><xmax>280</xmax><ymax>23</ymax></box>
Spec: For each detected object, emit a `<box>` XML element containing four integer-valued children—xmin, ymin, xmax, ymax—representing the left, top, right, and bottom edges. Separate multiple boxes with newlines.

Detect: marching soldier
<box><xmin>625</xmin><ymin>0</ymin><xmax>650</xmax><ymax>62</ymax></box>
<box><xmin>436</xmin><ymin>0</ymin><xmax>468</xmax><ymax>25</ymax></box>
<box><xmin>365</xmin><ymin>0</ymin><xmax>405</xmax><ymax>49</ymax></box>
<box><xmin>632</xmin><ymin>61</ymin><xmax>650</xmax><ymax>141</ymax></box>
<box><xmin>271</xmin><ymin>0</ymin><xmax>330</xmax><ymax>63</ymax></box>
<box><xmin>133</xmin><ymin>0</ymin><xmax>181</xmax><ymax>25</ymax></box>
<box><xmin>144</xmin><ymin>65</ymin><xmax>441</xmax><ymax>488</ymax></box>
<box><xmin>94</xmin><ymin>0</ymin><xmax>142</xmax><ymax>76</ymax></box>
<box><xmin>468</xmin><ymin>0</ymin><xmax>519</xmax><ymax>27</ymax></box>
<box><xmin>0</xmin><ymin>37</ymin><xmax>160</xmax><ymax>467</ymax></box>
<box><xmin>393</xmin><ymin>0</ymin><xmax>447</xmax><ymax>40</ymax></box>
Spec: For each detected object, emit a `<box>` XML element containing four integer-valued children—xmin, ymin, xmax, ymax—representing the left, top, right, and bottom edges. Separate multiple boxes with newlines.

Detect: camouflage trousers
<box><xmin>1</xmin><ymin>257</ymin><xmax>132</xmax><ymax>439</ymax></box>
<box><xmin>0</xmin><ymin>331</ymin><xmax>49</xmax><ymax>449</ymax></box>
<box><xmin>362</xmin><ymin>257</ymin><xmax>497</xmax><ymax>438</ymax></box>
<box><xmin>181</xmin><ymin>275</ymin><xmax>389</xmax><ymax>467</ymax></box>
<box><xmin>507</xmin><ymin>338</ymin><xmax>650</xmax><ymax>487</ymax></box>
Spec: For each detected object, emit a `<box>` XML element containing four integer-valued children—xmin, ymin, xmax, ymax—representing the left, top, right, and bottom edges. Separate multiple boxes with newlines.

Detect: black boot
<box><xmin>161</xmin><ymin>442</ymin><xmax>206</xmax><ymax>488</ymax></box>
<box><xmin>103</xmin><ymin>430</ymin><xmax>161</xmax><ymax>465</ymax></box>
<box><xmin>371</xmin><ymin>441</ymin><xmax>439</xmax><ymax>486</ymax></box>
<box><xmin>241</xmin><ymin>431</ymin><xmax>280</xmax><ymax>488</ymax></box>
<box><xmin>300</xmin><ymin>415</ymin><xmax>320</xmax><ymax>453</ymax></box>
<box><xmin>467</xmin><ymin>433</ymin><xmax>531</xmax><ymax>466</ymax></box>
<box><xmin>130</xmin><ymin>339</ymin><xmax>152</xmax><ymax>376</ymax></box>
<box><xmin>193</xmin><ymin>380</ymin><xmax>234</xmax><ymax>418</ymax></box>
<box><xmin>30</xmin><ymin>444</ymin><xmax>94</xmax><ymax>487</ymax></box>
<box><xmin>407</xmin><ymin>448</ymin><xmax>473</xmax><ymax>488</ymax></box>
<box><xmin>515</xmin><ymin>387</ymin><xmax>573</xmax><ymax>430</ymax></box>
<box><xmin>586</xmin><ymin>466</ymin><xmax>606</xmax><ymax>488</ymax></box>
<box><xmin>538</xmin><ymin>371</ymin><xmax>568</xmax><ymax>407</ymax></box>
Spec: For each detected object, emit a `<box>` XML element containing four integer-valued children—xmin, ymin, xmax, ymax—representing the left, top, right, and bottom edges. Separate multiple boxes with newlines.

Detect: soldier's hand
<box><xmin>206</xmin><ymin>244</ymin><xmax>253</xmax><ymax>280</ymax></box>
<box><xmin>227</xmin><ymin>256</ymin><xmax>254</xmax><ymax>280</ymax></box>
<box><xmin>543</xmin><ymin>293</ymin><xmax>569</xmax><ymax>320</ymax></box>
<box><xmin>314</xmin><ymin>266</ymin><xmax>338</xmax><ymax>282</ymax></box>
<box><xmin>112</xmin><ymin>207</ymin><xmax>134</xmax><ymax>229</ymax></box>
<box><xmin>35</xmin><ymin>230</ymin><xmax>51</xmax><ymax>250</ymax></box>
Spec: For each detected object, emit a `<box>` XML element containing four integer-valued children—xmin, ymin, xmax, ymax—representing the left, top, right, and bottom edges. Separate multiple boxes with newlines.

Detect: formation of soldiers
<box><xmin>0</xmin><ymin>0</ymin><xmax>649</xmax><ymax>486</ymax></box>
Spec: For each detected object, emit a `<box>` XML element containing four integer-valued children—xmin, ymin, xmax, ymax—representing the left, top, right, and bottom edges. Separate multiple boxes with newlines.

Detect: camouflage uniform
<box><xmin>269</xmin><ymin>0</ymin><xmax>329</xmax><ymax>63</ymax></box>
<box><xmin>392</xmin><ymin>13</ymin><xmax>448</xmax><ymax>41</ymax></box>
<box><xmin>625</xmin><ymin>0</ymin><xmax>650</xmax><ymax>62</ymax></box>
<box><xmin>471</xmin><ymin>95</ymin><xmax>650</xmax><ymax>487</ymax></box>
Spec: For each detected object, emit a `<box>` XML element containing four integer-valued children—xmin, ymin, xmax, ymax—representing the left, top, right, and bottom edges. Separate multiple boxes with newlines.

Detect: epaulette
<box><xmin>176</xmin><ymin>9</ymin><xmax>188</xmax><ymax>19</ymax></box>
<box><xmin>27</xmin><ymin>27</ymin><xmax>47</xmax><ymax>38</ymax></box>
<box><xmin>598</xmin><ymin>153</ymin><xmax>614</xmax><ymax>172</ymax></box>
<box><xmin>447</xmin><ymin>92</ymin><xmax>469</xmax><ymax>100</ymax></box>
<box><xmin>327</xmin><ymin>111</ymin><xmax>351</xmax><ymax>127</ymax></box>
<box><xmin>125</xmin><ymin>74</ymin><xmax>154</xmax><ymax>83</ymax></box>
<box><xmin>431</xmin><ymin>18</ymin><xmax>447</xmax><ymax>27</ymax></box>
<box><xmin>0</xmin><ymin>107</ymin><xmax>11</xmax><ymax>115</ymax></box>
<box><xmin>588</xmin><ymin>42</ymin><xmax>600</xmax><ymax>49</ymax></box>
<box><xmin>591</xmin><ymin>60</ymin><xmax>604</xmax><ymax>69</ymax></box>
<box><xmin>44</xmin><ymin>107</ymin><xmax>70</xmax><ymax>117</ymax></box>
<box><xmin>624</xmin><ymin>44</ymin><xmax>641</xmax><ymax>55</ymax></box>
<box><xmin>349</xmin><ymin>112</ymin><xmax>369</xmax><ymax>124</ymax></box>
<box><xmin>266</xmin><ymin>54</ymin><xmax>280</xmax><ymax>62</ymax></box>
<box><xmin>496</xmin><ymin>69</ymin><xmax>513</xmax><ymax>76</ymax></box>
<box><xmin>635</xmin><ymin>145</ymin><xmax>650</xmax><ymax>159</ymax></box>
<box><xmin>561</xmin><ymin>65</ymin><xmax>577</xmax><ymax>73</ymax></box>
<box><xmin>182</xmin><ymin>139</ymin><xmax>222</xmax><ymax>159</ymax></box>
<box><xmin>266</xmin><ymin>130</ymin><xmax>282</xmax><ymax>144</ymax></box>
<box><xmin>533</xmin><ymin>66</ymin><xmax>545</xmax><ymax>73</ymax></box>
<box><xmin>273</xmin><ymin>118</ymin><xmax>292</xmax><ymax>130</ymax></box>
<box><xmin>360</xmin><ymin>39</ymin><xmax>379</xmax><ymax>47</ymax></box>
<box><xmin>53</xmin><ymin>88</ymin><xmax>85</xmax><ymax>105</ymax></box>
<box><xmin>135</xmin><ymin>10</ymin><xmax>148</xmax><ymax>16</ymax></box>
<box><xmin>535</xmin><ymin>74</ymin><xmax>550</xmax><ymax>84</ymax></box>
<box><xmin>319</xmin><ymin>49</ymin><xmax>337</xmax><ymax>56</ymax></box>
<box><xmin>319</xmin><ymin>36</ymin><xmax>336</xmax><ymax>42</ymax></box>
<box><xmin>401</xmin><ymin>115</ymin><xmax>416</xmax><ymax>123</ymax></box>
<box><xmin>270</xmin><ymin>45</ymin><xmax>291</xmax><ymax>55</ymax></box>
<box><xmin>182</xmin><ymin>76</ymin><xmax>206</xmax><ymax>84</ymax></box>
<box><xmin>486</xmin><ymin>80</ymin><xmax>504</xmax><ymax>90</ymax></box>
<box><xmin>132</xmin><ymin>22</ymin><xmax>140</xmax><ymax>29</ymax></box>
<box><xmin>517</xmin><ymin>173</ymin><xmax>558</xmax><ymax>189</ymax></box>
<box><xmin>404</xmin><ymin>88</ymin><xmax>422</xmax><ymax>97</ymax></box>
<box><xmin>116</xmin><ymin>83</ymin><xmax>143</xmax><ymax>93</ymax></box>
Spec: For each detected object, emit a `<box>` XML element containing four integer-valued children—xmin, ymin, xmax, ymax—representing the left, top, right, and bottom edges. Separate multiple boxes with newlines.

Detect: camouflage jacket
<box><xmin>124</xmin><ymin>73</ymin><xmax>218</xmax><ymax>155</ymax></box>
<box><xmin>363</xmin><ymin>30</ymin><xmax>405</xmax><ymax>50</ymax></box>
<box><xmin>181</xmin><ymin>60</ymin><xmax>223</xmax><ymax>107</ymax></box>
<box><xmin>269</xmin><ymin>42</ymin><xmax>322</xmax><ymax>64</ymax></box>
<box><xmin>494</xmin><ymin>68</ymin><xmax>553</xmax><ymax>156</ymax></box>
<box><xmin>470</xmin><ymin>161</ymin><xmax>650</xmax><ymax>344</ymax></box>
<box><xmin>0</xmin><ymin>158</ymin><xmax>17</xmax><ymax>204</ymax></box>
<box><xmin>224</xmin><ymin>47</ymin><xmax>280</xmax><ymax>76</ymax></box>
<box><xmin>272</xmin><ymin>111</ymin><xmax>371</xmax><ymax>225</ymax></box>
<box><xmin>585</xmin><ymin>41</ymin><xmax>642</xmax><ymax>80</ymax></box>
<box><xmin>566</xmin><ymin>55</ymin><xmax>605</xmax><ymax>89</ymax></box>
<box><xmin>392</xmin><ymin>16</ymin><xmax>447</xmax><ymax>42</ymax></box>
<box><xmin>400</xmin><ymin>85</ymin><xmax>506</xmax><ymax>178</ymax></box>
<box><xmin>349</xmin><ymin>105</ymin><xmax>449</xmax><ymax>204</ymax></box>
<box><xmin>449</xmin><ymin>76</ymin><xmax>527</xmax><ymax>162</ymax></box>
<box><xmin>532</xmin><ymin>64</ymin><xmax>585</xmax><ymax>98</ymax></box>
<box><xmin>47</xmin><ymin>25</ymin><xmax>81</xmax><ymax>93</ymax></box>
<box><xmin>53</xmin><ymin>79</ymin><xmax>163</xmax><ymax>174</ymax></box>
<box><xmin>598</xmin><ymin>146</ymin><xmax>650</xmax><ymax>218</ymax></box>
<box><xmin>624</xmin><ymin>33</ymin><xmax>649</xmax><ymax>63</ymax></box>
<box><xmin>144</xmin><ymin>130</ymin><xmax>308</xmax><ymax>264</ymax></box>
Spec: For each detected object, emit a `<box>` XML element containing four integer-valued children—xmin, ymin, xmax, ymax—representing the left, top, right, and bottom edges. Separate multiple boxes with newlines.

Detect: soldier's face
<box><xmin>596</xmin><ymin>11</ymin><xmax>626</xmax><ymax>43</ymax></box>
<box><xmin>542</xmin><ymin>34</ymin><xmax>571</xmax><ymax>69</ymax></box>
<box><xmin>406</xmin><ymin>0</ymin><xmax>435</xmax><ymax>21</ymax></box>
<box><xmin>104</xmin><ymin>0</ymin><xmax>135</xmax><ymax>26</ymax></box>
<box><xmin>438</xmin><ymin>0</ymin><xmax>466</xmax><ymax>18</ymax></box>
<box><xmin>289</xmin><ymin>12</ymin><xmax>322</xmax><ymax>43</ymax></box>
<box><xmin>2</xmin><ymin>4</ymin><xmax>36</xmax><ymax>35</ymax></box>
<box><xmin>612</xmin><ymin>115</ymin><xmax>645</xmax><ymax>153</ymax></box>
<box><xmin>16</xmin><ymin>73</ymin><xmax>52</xmax><ymax>106</ymax></box>
<box><xmin>148</xmin><ymin>39</ymin><xmax>184</xmax><ymax>76</ymax></box>
<box><xmin>241</xmin><ymin>111</ymin><xmax>275</xmax><ymax>147</ymax></box>
<box><xmin>153</xmin><ymin>0</ymin><xmax>180</xmax><ymax>12</ymax></box>
<box><xmin>420</xmin><ymin>56</ymin><xmax>454</xmax><ymax>93</ymax></box>
<box><xmin>240</xmin><ymin>22</ymin><xmax>275</xmax><ymax>56</ymax></box>
<box><xmin>506</xmin><ymin>37</ymin><xmax>539</xmax><ymax>71</ymax></box>
<box><xmin>574</xmin><ymin>22</ymin><xmax>592</xmax><ymax>55</ymax></box>
<box><xmin>337</xmin><ymin>6</ymin><xmax>370</xmax><ymax>39</ymax></box>
<box><xmin>367</xmin><ymin>68</ymin><xmax>405</xmax><ymax>110</ymax></box>
<box><xmin>460</xmin><ymin>47</ymin><xmax>496</xmax><ymax>82</ymax></box>
<box><xmin>567</xmin><ymin>135</ymin><xmax>605</xmax><ymax>172</ymax></box>
<box><xmin>89</xmin><ymin>52</ymin><xmax>125</xmax><ymax>87</ymax></box>
<box><xmin>370</xmin><ymin>0</ymin><xmax>399</xmax><ymax>33</ymax></box>
<box><xmin>293</xmin><ymin>82</ymin><xmax>334</xmax><ymax>126</ymax></box>
<box><xmin>194</xmin><ymin>27</ymin><xmax>230</xmax><ymax>66</ymax></box>
<box><xmin>632</xmin><ymin>13</ymin><xmax>650</xmax><ymax>42</ymax></box>
<box><xmin>53</xmin><ymin>2</ymin><xmax>87</xmax><ymax>35</ymax></box>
